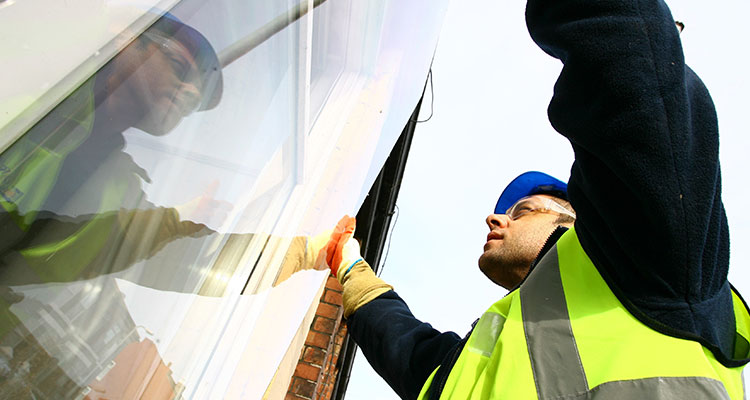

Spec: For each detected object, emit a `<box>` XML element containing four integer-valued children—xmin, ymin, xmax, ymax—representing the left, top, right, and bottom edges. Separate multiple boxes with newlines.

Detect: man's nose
<box><xmin>486</xmin><ymin>213</ymin><xmax>510</xmax><ymax>229</ymax></box>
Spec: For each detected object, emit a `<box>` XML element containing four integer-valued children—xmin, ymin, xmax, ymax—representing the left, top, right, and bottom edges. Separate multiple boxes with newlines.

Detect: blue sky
<box><xmin>346</xmin><ymin>0</ymin><xmax>750</xmax><ymax>398</ymax></box>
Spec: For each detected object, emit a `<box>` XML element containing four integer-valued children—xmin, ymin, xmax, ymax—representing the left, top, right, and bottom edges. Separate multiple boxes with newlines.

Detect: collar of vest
<box><xmin>509</xmin><ymin>225</ymin><xmax>569</xmax><ymax>293</ymax></box>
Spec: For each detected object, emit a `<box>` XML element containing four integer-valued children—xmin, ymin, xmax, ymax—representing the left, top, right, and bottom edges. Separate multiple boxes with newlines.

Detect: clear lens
<box><xmin>505</xmin><ymin>196</ymin><xmax>576</xmax><ymax>221</ymax></box>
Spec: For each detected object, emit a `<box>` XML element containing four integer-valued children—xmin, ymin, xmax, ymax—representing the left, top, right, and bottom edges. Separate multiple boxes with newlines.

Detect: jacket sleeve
<box><xmin>3</xmin><ymin>207</ymin><xmax>211</xmax><ymax>284</ymax></box>
<box><xmin>348</xmin><ymin>290</ymin><xmax>461</xmax><ymax>400</ymax></box>
<box><xmin>525</xmin><ymin>0</ymin><xmax>734</xmax><ymax>356</ymax></box>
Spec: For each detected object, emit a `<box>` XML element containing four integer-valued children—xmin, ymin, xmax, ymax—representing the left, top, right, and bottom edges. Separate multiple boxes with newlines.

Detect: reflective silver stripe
<box><xmin>581</xmin><ymin>376</ymin><xmax>730</xmax><ymax>400</ymax></box>
<box><xmin>466</xmin><ymin>312</ymin><xmax>506</xmax><ymax>357</ymax></box>
<box><xmin>519</xmin><ymin>244</ymin><xmax>734</xmax><ymax>400</ymax></box>
<box><xmin>520</xmin><ymin>245</ymin><xmax>588</xmax><ymax>398</ymax></box>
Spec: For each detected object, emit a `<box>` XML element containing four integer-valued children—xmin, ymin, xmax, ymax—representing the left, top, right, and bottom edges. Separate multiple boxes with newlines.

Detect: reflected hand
<box><xmin>306</xmin><ymin>228</ymin><xmax>333</xmax><ymax>271</ymax></box>
<box><xmin>175</xmin><ymin>180</ymin><xmax>232</xmax><ymax>226</ymax></box>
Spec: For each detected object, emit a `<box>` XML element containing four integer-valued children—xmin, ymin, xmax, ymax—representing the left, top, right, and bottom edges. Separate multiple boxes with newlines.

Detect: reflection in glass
<box><xmin>0</xmin><ymin>0</ymin><xmax>447</xmax><ymax>396</ymax></box>
<box><xmin>0</xmin><ymin>13</ymin><xmax>229</xmax><ymax>398</ymax></box>
<box><xmin>310</xmin><ymin>0</ymin><xmax>350</xmax><ymax>123</ymax></box>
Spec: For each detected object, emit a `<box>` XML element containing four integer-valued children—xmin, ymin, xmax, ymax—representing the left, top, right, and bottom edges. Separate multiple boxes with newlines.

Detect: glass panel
<box><xmin>0</xmin><ymin>0</ymin><xmax>447</xmax><ymax>397</ymax></box>
<box><xmin>309</xmin><ymin>0</ymin><xmax>351</xmax><ymax>124</ymax></box>
<box><xmin>0</xmin><ymin>0</ymin><xmax>305</xmax><ymax>397</ymax></box>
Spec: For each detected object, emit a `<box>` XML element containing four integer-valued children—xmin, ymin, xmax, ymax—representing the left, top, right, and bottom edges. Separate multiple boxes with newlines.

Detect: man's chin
<box><xmin>479</xmin><ymin>248</ymin><xmax>501</xmax><ymax>267</ymax></box>
<box><xmin>480</xmin><ymin>268</ymin><xmax>511</xmax><ymax>289</ymax></box>
<box><xmin>478</xmin><ymin>252</ymin><xmax>519</xmax><ymax>289</ymax></box>
<box><xmin>478</xmin><ymin>252</ymin><xmax>498</xmax><ymax>280</ymax></box>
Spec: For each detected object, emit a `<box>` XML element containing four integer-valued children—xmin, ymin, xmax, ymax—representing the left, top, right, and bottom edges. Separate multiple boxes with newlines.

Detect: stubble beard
<box><xmin>478</xmin><ymin>223</ymin><xmax>557</xmax><ymax>289</ymax></box>
<box><xmin>478</xmin><ymin>243</ymin><xmax>535</xmax><ymax>289</ymax></box>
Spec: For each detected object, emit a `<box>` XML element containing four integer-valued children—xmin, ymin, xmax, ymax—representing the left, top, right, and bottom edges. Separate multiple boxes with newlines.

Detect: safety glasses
<box><xmin>505</xmin><ymin>195</ymin><xmax>576</xmax><ymax>221</ymax></box>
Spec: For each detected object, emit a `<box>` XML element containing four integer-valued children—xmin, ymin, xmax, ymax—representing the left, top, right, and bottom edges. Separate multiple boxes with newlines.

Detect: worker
<box><xmin>322</xmin><ymin>0</ymin><xmax>750</xmax><ymax>398</ymax></box>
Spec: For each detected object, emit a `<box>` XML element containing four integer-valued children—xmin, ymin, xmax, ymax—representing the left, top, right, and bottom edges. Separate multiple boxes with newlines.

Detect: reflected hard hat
<box><xmin>148</xmin><ymin>13</ymin><xmax>223</xmax><ymax>111</ymax></box>
<box><xmin>494</xmin><ymin>171</ymin><xmax>568</xmax><ymax>214</ymax></box>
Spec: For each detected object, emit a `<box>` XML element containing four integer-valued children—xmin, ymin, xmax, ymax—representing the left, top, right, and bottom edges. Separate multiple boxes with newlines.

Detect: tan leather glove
<box><xmin>304</xmin><ymin>229</ymin><xmax>334</xmax><ymax>271</ymax></box>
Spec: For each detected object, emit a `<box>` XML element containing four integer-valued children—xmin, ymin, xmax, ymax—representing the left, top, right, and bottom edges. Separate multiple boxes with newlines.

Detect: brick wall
<box><xmin>286</xmin><ymin>274</ymin><xmax>347</xmax><ymax>400</ymax></box>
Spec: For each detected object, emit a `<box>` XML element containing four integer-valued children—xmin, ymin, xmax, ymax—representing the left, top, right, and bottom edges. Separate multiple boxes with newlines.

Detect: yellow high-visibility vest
<box><xmin>0</xmin><ymin>80</ymin><xmax>95</xmax><ymax>230</ymax></box>
<box><xmin>0</xmin><ymin>80</ymin><xmax>125</xmax><ymax>282</ymax></box>
<box><xmin>419</xmin><ymin>228</ymin><xmax>750</xmax><ymax>399</ymax></box>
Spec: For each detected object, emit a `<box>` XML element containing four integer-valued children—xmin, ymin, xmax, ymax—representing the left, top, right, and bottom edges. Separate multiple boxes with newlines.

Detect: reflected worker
<box><xmin>321</xmin><ymin>0</ymin><xmax>750</xmax><ymax>398</ymax></box>
<box><xmin>0</xmin><ymin>13</ymin><xmax>223</xmax><ymax>286</ymax></box>
<box><xmin>0</xmin><ymin>13</ymin><xmax>224</xmax><ymax>398</ymax></box>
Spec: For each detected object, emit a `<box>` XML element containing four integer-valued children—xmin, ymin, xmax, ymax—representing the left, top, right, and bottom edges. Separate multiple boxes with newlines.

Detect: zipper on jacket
<box><xmin>509</xmin><ymin>225</ymin><xmax>568</xmax><ymax>292</ymax></box>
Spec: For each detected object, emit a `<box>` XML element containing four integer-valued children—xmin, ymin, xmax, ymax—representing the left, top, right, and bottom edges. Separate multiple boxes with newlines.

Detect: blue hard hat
<box><xmin>494</xmin><ymin>171</ymin><xmax>568</xmax><ymax>214</ymax></box>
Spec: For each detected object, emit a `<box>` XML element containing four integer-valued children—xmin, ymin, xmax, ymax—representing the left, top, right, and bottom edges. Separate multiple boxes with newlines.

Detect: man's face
<box><xmin>110</xmin><ymin>33</ymin><xmax>204</xmax><ymax>135</ymax></box>
<box><xmin>478</xmin><ymin>194</ymin><xmax>567</xmax><ymax>289</ymax></box>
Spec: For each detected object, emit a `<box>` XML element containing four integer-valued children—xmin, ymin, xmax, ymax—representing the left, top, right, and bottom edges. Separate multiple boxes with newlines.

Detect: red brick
<box><xmin>322</xmin><ymin>385</ymin><xmax>333</xmax><ymax>400</ymax></box>
<box><xmin>294</xmin><ymin>363</ymin><xmax>321</xmax><ymax>382</ymax></box>
<box><xmin>326</xmin><ymin>276</ymin><xmax>343</xmax><ymax>292</ymax></box>
<box><xmin>315</xmin><ymin>302</ymin><xmax>340</xmax><ymax>319</ymax></box>
<box><xmin>313</xmin><ymin>316</ymin><xmax>336</xmax><ymax>334</ymax></box>
<box><xmin>291</xmin><ymin>377</ymin><xmax>316</xmax><ymax>398</ymax></box>
<box><xmin>305</xmin><ymin>331</ymin><xmax>330</xmax><ymax>348</ymax></box>
<box><xmin>323</xmin><ymin>289</ymin><xmax>343</xmax><ymax>304</ymax></box>
<box><xmin>334</xmin><ymin>325</ymin><xmax>347</xmax><ymax>342</ymax></box>
<box><xmin>287</xmin><ymin>292</ymin><xmax>350</xmax><ymax>400</ymax></box>
<box><xmin>303</xmin><ymin>346</ymin><xmax>327</xmax><ymax>365</ymax></box>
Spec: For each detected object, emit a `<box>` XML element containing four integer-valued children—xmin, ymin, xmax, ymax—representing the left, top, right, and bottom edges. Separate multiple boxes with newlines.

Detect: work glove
<box><xmin>317</xmin><ymin>216</ymin><xmax>392</xmax><ymax>318</ymax></box>
<box><xmin>321</xmin><ymin>215</ymin><xmax>359</xmax><ymax>277</ymax></box>
<box><xmin>332</xmin><ymin>237</ymin><xmax>364</xmax><ymax>281</ymax></box>
<box><xmin>279</xmin><ymin>216</ymin><xmax>353</xmax><ymax>279</ymax></box>
<box><xmin>302</xmin><ymin>215</ymin><xmax>356</xmax><ymax>272</ymax></box>
<box><xmin>304</xmin><ymin>229</ymin><xmax>335</xmax><ymax>271</ymax></box>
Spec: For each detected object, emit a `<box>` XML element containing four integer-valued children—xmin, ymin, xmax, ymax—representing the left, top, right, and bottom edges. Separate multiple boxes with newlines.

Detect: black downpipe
<box><xmin>330</xmin><ymin>98</ymin><xmax>422</xmax><ymax>400</ymax></box>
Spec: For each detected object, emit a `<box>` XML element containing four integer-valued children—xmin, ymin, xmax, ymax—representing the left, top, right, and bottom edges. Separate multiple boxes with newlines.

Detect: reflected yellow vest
<box><xmin>419</xmin><ymin>228</ymin><xmax>750</xmax><ymax>399</ymax></box>
<box><xmin>0</xmin><ymin>80</ymin><xmax>125</xmax><ymax>282</ymax></box>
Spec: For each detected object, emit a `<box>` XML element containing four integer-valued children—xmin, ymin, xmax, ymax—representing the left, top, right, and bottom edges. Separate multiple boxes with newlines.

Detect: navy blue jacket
<box><xmin>349</xmin><ymin>0</ymin><xmax>743</xmax><ymax>398</ymax></box>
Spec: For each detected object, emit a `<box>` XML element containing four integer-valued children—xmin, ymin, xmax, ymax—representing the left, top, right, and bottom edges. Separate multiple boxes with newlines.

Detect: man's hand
<box><xmin>327</xmin><ymin>236</ymin><xmax>364</xmax><ymax>282</ymax></box>
<box><xmin>324</xmin><ymin>215</ymin><xmax>358</xmax><ymax>276</ymax></box>
<box><xmin>306</xmin><ymin>216</ymin><xmax>391</xmax><ymax>318</ymax></box>
<box><xmin>307</xmin><ymin>215</ymin><xmax>360</xmax><ymax>274</ymax></box>
<box><xmin>175</xmin><ymin>180</ymin><xmax>233</xmax><ymax>227</ymax></box>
